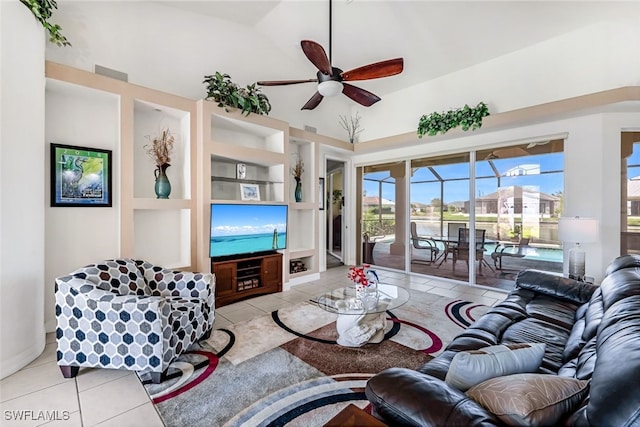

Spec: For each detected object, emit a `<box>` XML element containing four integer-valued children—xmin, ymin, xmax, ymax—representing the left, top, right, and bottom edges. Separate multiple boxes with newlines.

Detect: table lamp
<box><xmin>558</xmin><ymin>216</ymin><xmax>599</xmax><ymax>280</ymax></box>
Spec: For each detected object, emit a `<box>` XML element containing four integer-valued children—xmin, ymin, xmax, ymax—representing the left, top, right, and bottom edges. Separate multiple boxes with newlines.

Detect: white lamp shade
<box><xmin>317</xmin><ymin>81</ymin><xmax>343</xmax><ymax>97</ymax></box>
<box><xmin>558</xmin><ymin>217</ymin><xmax>599</xmax><ymax>244</ymax></box>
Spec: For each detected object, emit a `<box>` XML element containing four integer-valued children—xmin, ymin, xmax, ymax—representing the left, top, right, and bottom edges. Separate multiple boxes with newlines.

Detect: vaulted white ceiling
<box><xmin>163</xmin><ymin>0</ymin><xmax>639</xmax><ymax>101</ymax></box>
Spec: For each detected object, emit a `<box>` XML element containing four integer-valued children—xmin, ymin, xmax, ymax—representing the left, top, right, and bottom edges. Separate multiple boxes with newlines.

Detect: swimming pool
<box><xmin>477</xmin><ymin>243</ymin><xmax>563</xmax><ymax>263</ymax></box>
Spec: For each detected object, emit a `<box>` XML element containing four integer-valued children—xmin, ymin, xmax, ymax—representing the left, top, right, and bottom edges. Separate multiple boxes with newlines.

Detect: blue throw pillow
<box><xmin>445</xmin><ymin>343</ymin><xmax>545</xmax><ymax>391</ymax></box>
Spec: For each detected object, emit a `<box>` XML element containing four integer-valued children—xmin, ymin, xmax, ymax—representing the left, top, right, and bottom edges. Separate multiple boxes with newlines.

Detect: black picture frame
<box><xmin>50</xmin><ymin>143</ymin><xmax>113</xmax><ymax>207</ymax></box>
<box><xmin>319</xmin><ymin>177</ymin><xmax>325</xmax><ymax>210</ymax></box>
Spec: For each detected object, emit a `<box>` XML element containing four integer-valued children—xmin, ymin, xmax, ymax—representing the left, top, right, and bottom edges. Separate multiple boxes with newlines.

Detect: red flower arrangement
<box><xmin>348</xmin><ymin>264</ymin><xmax>373</xmax><ymax>286</ymax></box>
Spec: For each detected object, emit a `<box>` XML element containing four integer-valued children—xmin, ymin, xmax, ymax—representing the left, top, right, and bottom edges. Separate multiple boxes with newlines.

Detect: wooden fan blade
<box><xmin>301</xmin><ymin>91</ymin><xmax>324</xmax><ymax>110</ymax></box>
<box><xmin>257</xmin><ymin>79</ymin><xmax>317</xmax><ymax>86</ymax></box>
<box><xmin>342</xmin><ymin>83</ymin><xmax>381</xmax><ymax>107</ymax></box>
<box><xmin>341</xmin><ymin>58</ymin><xmax>404</xmax><ymax>81</ymax></box>
<box><xmin>301</xmin><ymin>40</ymin><xmax>332</xmax><ymax>75</ymax></box>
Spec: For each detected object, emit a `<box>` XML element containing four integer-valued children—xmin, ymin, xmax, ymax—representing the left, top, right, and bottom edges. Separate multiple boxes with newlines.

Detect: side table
<box><xmin>324</xmin><ymin>404</ymin><xmax>387</xmax><ymax>427</ymax></box>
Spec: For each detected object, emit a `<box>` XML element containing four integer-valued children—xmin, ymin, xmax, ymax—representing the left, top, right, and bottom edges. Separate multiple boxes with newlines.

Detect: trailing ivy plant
<box><xmin>21</xmin><ymin>0</ymin><xmax>70</xmax><ymax>47</ymax></box>
<box><xmin>417</xmin><ymin>102</ymin><xmax>489</xmax><ymax>138</ymax></box>
<box><xmin>203</xmin><ymin>72</ymin><xmax>271</xmax><ymax>116</ymax></box>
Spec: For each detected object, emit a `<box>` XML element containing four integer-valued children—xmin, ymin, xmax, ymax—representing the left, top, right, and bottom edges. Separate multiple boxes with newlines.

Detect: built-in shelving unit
<box><xmin>126</xmin><ymin>94</ymin><xmax>197</xmax><ymax>269</ymax></box>
<box><xmin>197</xmin><ymin>100</ymin><xmax>327</xmax><ymax>292</ymax></box>
<box><xmin>45</xmin><ymin>61</ymin><xmax>197</xmax><ymax>270</ymax></box>
<box><xmin>197</xmin><ymin>100</ymin><xmax>290</xmax><ymax>274</ymax></box>
<box><xmin>45</xmin><ymin>61</ymin><xmax>352</xmax><ymax>307</ymax></box>
<box><xmin>286</xmin><ymin>136</ymin><xmax>320</xmax><ymax>285</ymax></box>
<box><xmin>210</xmin><ymin>155</ymin><xmax>284</xmax><ymax>201</ymax></box>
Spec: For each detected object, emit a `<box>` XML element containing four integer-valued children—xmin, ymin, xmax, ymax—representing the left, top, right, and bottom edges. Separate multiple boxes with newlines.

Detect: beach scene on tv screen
<box><xmin>210</xmin><ymin>204</ymin><xmax>287</xmax><ymax>257</ymax></box>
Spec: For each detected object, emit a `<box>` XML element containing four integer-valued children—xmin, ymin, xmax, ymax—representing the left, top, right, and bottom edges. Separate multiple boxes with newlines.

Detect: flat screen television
<box><xmin>210</xmin><ymin>203</ymin><xmax>288</xmax><ymax>259</ymax></box>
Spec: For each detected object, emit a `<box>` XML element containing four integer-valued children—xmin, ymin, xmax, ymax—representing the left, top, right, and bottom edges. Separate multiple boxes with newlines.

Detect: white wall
<box><xmin>44</xmin><ymin>85</ymin><xmax>120</xmax><ymax>332</ymax></box>
<box><xmin>0</xmin><ymin>1</ymin><xmax>46</xmax><ymax>378</ymax></box>
<box><xmin>359</xmin><ymin>21</ymin><xmax>640</xmax><ymax>141</ymax></box>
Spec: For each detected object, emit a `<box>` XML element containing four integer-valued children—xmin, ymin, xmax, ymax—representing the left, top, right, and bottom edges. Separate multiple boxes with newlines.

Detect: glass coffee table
<box><xmin>315</xmin><ymin>284</ymin><xmax>410</xmax><ymax>347</ymax></box>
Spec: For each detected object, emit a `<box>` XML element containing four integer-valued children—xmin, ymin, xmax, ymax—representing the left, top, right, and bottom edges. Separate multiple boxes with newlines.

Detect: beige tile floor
<box><xmin>0</xmin><ymin>266</ymin><xmax>506</xmax><ymax>426</ymax></box>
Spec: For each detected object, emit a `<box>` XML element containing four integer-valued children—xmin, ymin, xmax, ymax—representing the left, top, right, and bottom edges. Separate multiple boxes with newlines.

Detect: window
<box><xmin>621</xmin><ymin>132</ymin><xmax>640</xmax><ymax>254</ymax></box>
<box><xmin>360</xmin><ymin>139</ymin><xmax>564</xmax><ymax>291</ymax></box>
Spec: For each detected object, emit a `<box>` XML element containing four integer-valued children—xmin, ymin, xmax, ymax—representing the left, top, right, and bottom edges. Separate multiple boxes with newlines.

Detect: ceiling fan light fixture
<box><xmin>317</xmin><ymin>80</ymin><xmax>343</xmax><ymax>97</ymax></box>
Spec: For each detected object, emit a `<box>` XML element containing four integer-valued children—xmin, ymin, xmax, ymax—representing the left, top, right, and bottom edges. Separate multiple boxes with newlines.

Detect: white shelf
<box><xmin>288</xmin><ymin>249</ymin><xmax>316</xmax><ymax>258</ymax></box>
<box><xmin>210</xmin><ymin>143</ymin><xmax>284</xmax><ymax>165</ymax></box>
<box><xmin>133</xmin><ymin>198</ymin><xmax>191</xmax><ymax>210</ymax></box>
<box><xmin>210</xmin><ymin>111</ymin><xmax>286</xmax><ymax>154</ymax></box>
<box><xmin>289</xmin><ymin>202</ymin><xmax>315</xmax><ymax>210</ymax></box>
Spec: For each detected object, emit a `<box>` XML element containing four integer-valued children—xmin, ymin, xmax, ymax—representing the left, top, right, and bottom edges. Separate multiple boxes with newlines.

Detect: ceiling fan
<box><xmin>257</xmin><ymin>0</ymin><xmax>404</xmax><ymax>110</ymax></box>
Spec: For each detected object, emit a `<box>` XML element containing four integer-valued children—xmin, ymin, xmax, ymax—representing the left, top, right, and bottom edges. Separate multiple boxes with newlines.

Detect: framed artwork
<box><xmin>240</xmin><ymin>183</ymin><xmax>260</xmax><ymax>201</ymax></box>
<box><xmin>50</xmin><ymin>143</ymin><xmax>112</xmax><ymax>207</ymax></box>
<box><xmin>319</xmin><ymin>177</ymin><xmax>325</xmax><ymax>210</ymax></box>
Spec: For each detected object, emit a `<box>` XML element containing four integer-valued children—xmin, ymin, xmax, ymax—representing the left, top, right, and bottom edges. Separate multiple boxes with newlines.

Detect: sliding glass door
<box><xmin>410</xmin><ymin>153</ymin><xmax>470</xmax><ymax>280</ymax></box>
<box><xmin>621</xmin><ymin>132</ymin><xmax>640</xmax><ymax>254</ymax></box>
<box><xmin>360</xmin><ymin>139</ymin><xmax>564</xmax><ymax>291</ymax></box>
<box><xmin>360</xmin><ymin>162</ymin><xmax>406</xmax><ymax>270</ymax></box>
<box><xmin>475</xmin><ymin>140</ymin><xmax>564</xmax><ymax>288</ymax></box>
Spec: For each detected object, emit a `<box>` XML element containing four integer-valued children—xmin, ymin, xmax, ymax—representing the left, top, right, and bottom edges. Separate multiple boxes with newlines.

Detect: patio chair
<box><xmin>491</xmin><ymin>237</ymin><xmax>531</xmax><ymax>270</ymax></box>
<box><xmin>437</xmin><ymin>223</ymin><xmax>466</xmax><ymax>267</ymax></box>
<box><xmin>453</xmin><ymin>228</ymin><xmax>492</xmax><ymax>273</ymax></box>
<box><xmin>410</xmin><ymin>221</ymin><xmax>439</xmax><ymax>264</ymax></box>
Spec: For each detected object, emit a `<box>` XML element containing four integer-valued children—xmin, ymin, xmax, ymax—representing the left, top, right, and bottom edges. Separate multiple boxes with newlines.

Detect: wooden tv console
<box><xmin>211</xmin><ymin>252</ymin><xmax>283</xmax><ymax>308</ymax></box>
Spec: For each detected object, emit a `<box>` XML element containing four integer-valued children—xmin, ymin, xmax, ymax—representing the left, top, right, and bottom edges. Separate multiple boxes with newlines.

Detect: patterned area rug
<box><xmin>138</xmin><ymin>293</ymin><xmax>489</xmax><ymax>426</ymax></box>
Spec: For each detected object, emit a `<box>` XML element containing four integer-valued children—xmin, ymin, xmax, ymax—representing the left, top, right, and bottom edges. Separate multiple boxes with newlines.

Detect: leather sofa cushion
<box><xmin>365</xmin><ymin>367</ymin><xmax>501</xmax><ymax>426</ymax></box>
<box><xmin>466</xmin><ymin>374</ymin><xmax>589</xmax><ymax>426</ymax></box>
<box><xmin>515</xmin><ymin>270</ymin><xmax>597</xmax><ymax>304</ymax></box>
<box><xmin>561</xmin><ymin>303</ymin><xmax>589</xmax><ymax>363</ymax></box>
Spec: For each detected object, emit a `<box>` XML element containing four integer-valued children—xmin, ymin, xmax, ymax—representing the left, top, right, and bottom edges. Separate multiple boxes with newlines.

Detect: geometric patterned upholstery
<box><xmin>55</xmin><ymin>259</ymin><xmax>215</xmax><ymax>381</ymax></box>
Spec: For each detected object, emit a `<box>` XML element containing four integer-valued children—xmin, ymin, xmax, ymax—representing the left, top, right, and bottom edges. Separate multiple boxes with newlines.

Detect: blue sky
<box><xmin>364</xmin><ymin>153</ymin><xmax>564</xmax><ymax>204</ymax></box>
<box><xmin>210</xmin><ymin>204</ymin><xmax>287</xmax><ymax>237</ymax></box>
<box><xmin>628</xmin><ymin>145</ymin><xmax>640</xmax><ymax>179</ymax></box>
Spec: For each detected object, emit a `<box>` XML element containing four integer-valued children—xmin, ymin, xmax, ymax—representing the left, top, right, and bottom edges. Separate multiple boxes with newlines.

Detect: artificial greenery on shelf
<box><xmin>203</xmin><ymin>72</ymin><xmax>271</xmax><ymax>116</ymax></box>
<box><xmin>417</xmin><ymin>102</ymin><xmax>489</xmax><ymax>138</ymax></box>
<box><xmin>21</xmin><ymin>0</ymin><xmax>71</xmax><ymax>47</ymax></box>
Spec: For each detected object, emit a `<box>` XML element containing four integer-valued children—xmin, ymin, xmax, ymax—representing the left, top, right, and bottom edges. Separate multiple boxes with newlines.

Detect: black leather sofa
<box><xmin>366</xmin><ymin>255</ymin><xmax>640</xmax><ymax>426</ymax></box>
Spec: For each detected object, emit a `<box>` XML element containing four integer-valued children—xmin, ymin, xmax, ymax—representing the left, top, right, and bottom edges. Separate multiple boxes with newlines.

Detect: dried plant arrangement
<box><xmin>339</xmin><ymin>112</ymin><xmax>364</xmax><ymax>143</ymax></box>
<box><xmin>145</xmin><ymin>128</ymin><xmax>175</xmax><ymax>167</ymax></box>
<box><xmin>290</xmin><ymin>152</ymin><xmax>304</xmax><ymax>180</ymax></box>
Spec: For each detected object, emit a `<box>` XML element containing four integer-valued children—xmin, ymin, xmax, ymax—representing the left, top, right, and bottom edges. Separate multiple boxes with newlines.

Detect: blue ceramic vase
<box><xmin>294</xmin><ymin>178</ymin><xmax>302</xmax><ymax>202</ymax></box>
<box><xmin>154</xmin><ymin>163</ymin><xmax>171</xmax><ymax>199</ymax></box>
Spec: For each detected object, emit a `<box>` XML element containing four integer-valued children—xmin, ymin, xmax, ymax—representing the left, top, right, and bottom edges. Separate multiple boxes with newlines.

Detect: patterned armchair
<box><xmin>55</xmin><ymin>259</ymin><xmax>215</xmax><ymax>383</ymax></box>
